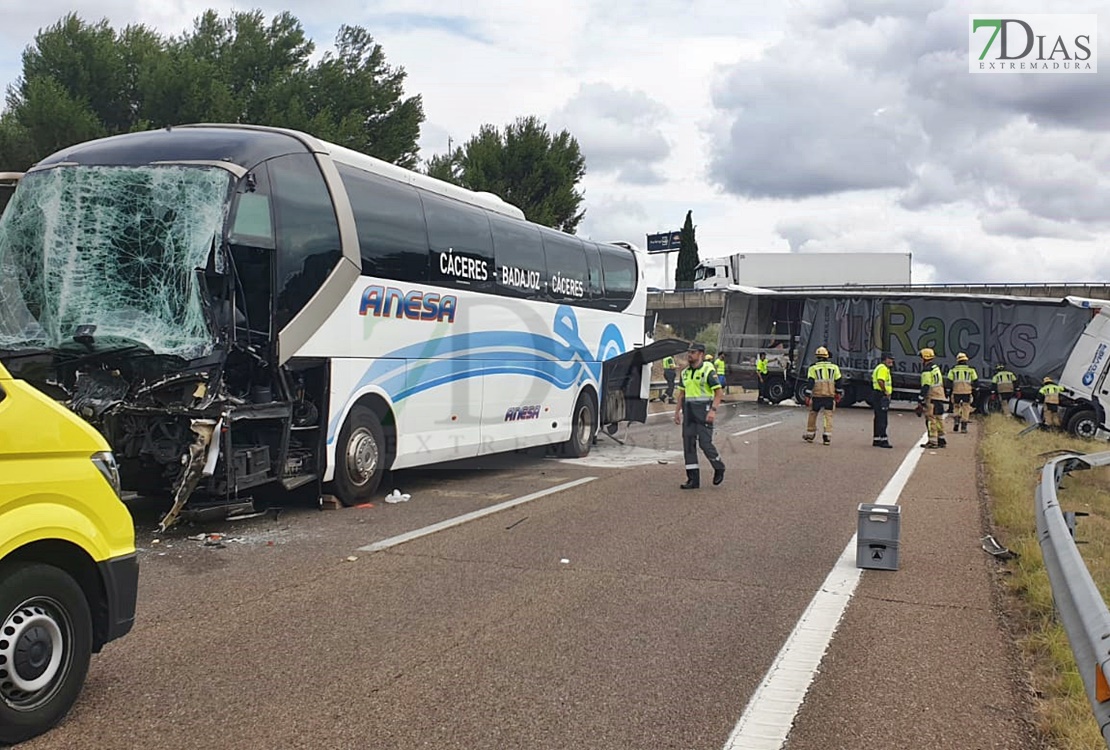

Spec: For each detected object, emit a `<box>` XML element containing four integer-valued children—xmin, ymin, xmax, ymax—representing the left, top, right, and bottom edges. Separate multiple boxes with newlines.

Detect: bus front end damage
<box><xmin>0</xmin><ymin>162</ymin><xmax>325</xmax><ymax>531</ymax></box>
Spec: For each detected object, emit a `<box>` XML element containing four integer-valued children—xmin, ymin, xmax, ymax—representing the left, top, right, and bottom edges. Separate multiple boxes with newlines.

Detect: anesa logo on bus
<box><xmin>505</xmin><ymin>404</ymin><xmax>542</xmax><ymax>421</ymax></box>
<box><xmin>359</xmin><ymin>285</ymin><xmax>458</xmax><ymax>322</ymax></box>
<box><xmin>1082</xmin><ymin>343</ymin><xmax>1107</xmax><ymax>386</ymax></box>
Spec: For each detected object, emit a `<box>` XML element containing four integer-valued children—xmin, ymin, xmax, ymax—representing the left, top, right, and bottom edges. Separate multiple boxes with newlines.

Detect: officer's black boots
<box><xmin>680</xmin><ymin>470</ymin><xmax>700</xmax><ymax>490</ymax></box>
<box><xmin>712</xmin><ymin>466</ymin><xmax>725</xmax><ymax>485</ymax></box>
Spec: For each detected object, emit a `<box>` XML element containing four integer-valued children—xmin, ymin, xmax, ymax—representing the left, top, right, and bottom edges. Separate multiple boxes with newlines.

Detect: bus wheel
<box><xmin>561</xmin><ymin>393</ymin><xmax>597</xmax><ymax>458</ymax></box>
<box><xmin>334</xmin><ymin>405</ymin><xmax>386</xmax><ymax>505</ymax></box>
<box><xmin>1067</xmin><ymin>409</ymin><xmax>1099</xmax><ymax>440</ymax></box>
<box><xmin>0</xmin><ymin>562</ymin><xmax>92</xmax><ymax>746</ymax></box>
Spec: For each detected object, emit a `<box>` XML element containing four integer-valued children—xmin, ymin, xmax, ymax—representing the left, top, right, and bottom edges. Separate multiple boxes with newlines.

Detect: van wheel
<box><xmin>561</xmin><ymin>393</ymin><xmax>597</xmax><ymax>458</ymax></box>
<box><xmin>333</xmin><ymin>405</ymin><xmax>386</xmax><ymax>505</ymax></box>
<box><xmin>0</xmin><ymin>563</ymin><xmax>92</xmax><ymax>746</ymax></box>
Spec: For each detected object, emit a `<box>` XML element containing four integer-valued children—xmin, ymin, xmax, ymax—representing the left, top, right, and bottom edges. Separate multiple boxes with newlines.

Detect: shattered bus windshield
<box><xmin>0</xmin><ymin>164</ymin><xmax>232</xmax><ymax>358</ymax></box>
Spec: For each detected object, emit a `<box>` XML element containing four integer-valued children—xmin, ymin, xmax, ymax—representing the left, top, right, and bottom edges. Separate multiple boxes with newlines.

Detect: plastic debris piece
<box><xmin>385</xmin><ymin>489</ymin><xmax>412</xmax><ymax>504</ymax></box>
<box><xmin>151</xmin><ymin>539</ymin><xmax>160</xmax><ymax>545</ymax></box>
<box><xmin>187</xmin><ymin>533</ymin><xmax>206</xmax><ymax>541</ymax></box>
<box><xmin>346</xmin><ymin>556</ymin><xmax>358</xmax><ymax>562</ymax></box>
<box><xmin>560</xmin><ymin>558</ymin><xmax>570</xmax><ymax>564</ymax></box>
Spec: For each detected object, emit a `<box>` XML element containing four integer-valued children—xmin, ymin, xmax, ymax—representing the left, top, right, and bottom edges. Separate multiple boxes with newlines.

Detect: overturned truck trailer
<box><xmin>0</xmin><ymin>125</ymin><xmax>671</xmax><ymax>530</ymax></box>
<box><xmin>719</xmin><ymin>287</ymin><xmax>1108</xmax><ymax>435</ymax></box>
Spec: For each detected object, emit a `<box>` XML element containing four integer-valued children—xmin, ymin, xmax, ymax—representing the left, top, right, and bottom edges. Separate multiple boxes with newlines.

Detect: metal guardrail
<box><xmin>1037</xmin><ymin>450</ymin><xmax>1110</xmax><ymax>745</ymax></box>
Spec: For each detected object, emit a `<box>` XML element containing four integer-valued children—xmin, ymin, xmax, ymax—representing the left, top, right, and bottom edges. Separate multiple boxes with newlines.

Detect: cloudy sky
<box><xmin>1</xmin><ymin>0</ymin><xmax>1108</xmax><ymax>287</ymax></box>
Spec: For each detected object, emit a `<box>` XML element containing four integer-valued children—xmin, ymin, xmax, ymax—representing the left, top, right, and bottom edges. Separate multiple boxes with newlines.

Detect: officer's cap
<box><xmin>688</xmin><ymin>342</ymin><xmax>706</xmax><ymax>353</ymax></box>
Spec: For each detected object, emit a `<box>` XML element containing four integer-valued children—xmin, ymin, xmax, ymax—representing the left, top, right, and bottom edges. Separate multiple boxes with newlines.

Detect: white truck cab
<box><xmin>1060</xmin><ymin>306</ymin><xmax>1110</xmax><ymax>439</ymax></box>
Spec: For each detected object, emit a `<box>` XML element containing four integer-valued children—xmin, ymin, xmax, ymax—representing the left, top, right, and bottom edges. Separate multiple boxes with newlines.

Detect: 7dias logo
<box><xmin>969</xmin><ymin>14</ymin><xmax>1096</xmax><ymax>73</ymax></box>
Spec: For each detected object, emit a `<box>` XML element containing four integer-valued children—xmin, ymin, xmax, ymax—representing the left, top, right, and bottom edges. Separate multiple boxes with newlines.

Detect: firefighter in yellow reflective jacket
<box><xmin>1038</xmin><ymin>376</ymin><xmax>1064</xmax><ymax>430</ymax></box>
<box><xmin>674</xmin><ymin>342</ymin><xmax>725</xmax><ymax>489</ymax></box>
<box><xmin>946</xmin><ymin>353</ymin><xmax>978</xmax><ymax>434</ymax></box>
<box><xmin>803</xmin><ymin>346</ymin><xmax>842</xmax><ymax>445</ymax></box>
<box><xmin>715</xmin><ymin>352</ymin><xmax>729</xmax><ymax>394</ymax></box>
<box><xmin>992</xmin><ymin>364</ymin><xmax>1016</xmax><ymax>399</ymax></box>
<box><xmin>917</xmin><ymin>348</ymin><xmax>948</xmax><ymax>449</ymax></box>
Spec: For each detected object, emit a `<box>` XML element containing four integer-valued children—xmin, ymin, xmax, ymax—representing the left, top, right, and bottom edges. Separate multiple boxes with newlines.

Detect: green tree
<box><xmin>0</xmin><ymin>10</ymin><xmax>424</xmax><ymax>169</ymax></box>
<box><xmin>675</xmin><ymin>210</ymin><xmax>700</xmax><ymax>289</ymax></box>
<box><xmin>426</xmin><ymin>116</ymin><xmax>586</xmax><ymax>232</ymax></box>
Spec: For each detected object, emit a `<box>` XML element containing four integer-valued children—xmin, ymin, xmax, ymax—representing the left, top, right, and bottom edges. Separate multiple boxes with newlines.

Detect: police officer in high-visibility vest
<box><xmin>673</xmin><ymin>342</ymin><xmax>725</xmax><ymax>489</ymax></box>
<box><xmin>871</xmin><ymin>352</ymin><xmax>894</xmax><ymax>449</ymax></box>
<box><xmin>1039</xmin><ymin>376</ymin><xmax>1064</xmax><ymax>429</ymax></box>
<box><xmin>803</xmin><ymin>346</ymin><xmax>842</xmax><ymax>445</ymax></box>
<box><xmin>715</xmin><ymin>352</ymin><xmax>729</xmax><ymax>394</ymax></box>
<box><xmin>916</xmin><ymin>348</ymin><xmax>947</xmax><ymax>449</ymax></box>
<box><xmin>756</xmin><ymin>352</ymin><xmax>769</xmax><ymax>404</ymax></box>
<box><xmin>992</xmin><ymin>363</ymin><xmax>1016</xmax><ymax>400</ymax></box>
<box><xmin>946</xmin><ymin>352</ymin><xmax>978</xmax><ymax>433</ymax></box>
<box><xmin>661</xmin><ymin>354</ymin><xmax>677</xmax><ymax>404</ymax></box>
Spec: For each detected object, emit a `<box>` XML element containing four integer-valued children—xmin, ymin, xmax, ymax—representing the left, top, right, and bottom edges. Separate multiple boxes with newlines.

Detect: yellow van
<box><xmin>0</xmin><ymin>361</ymin><xmax>137</xmax><ymax>744</ymax></box>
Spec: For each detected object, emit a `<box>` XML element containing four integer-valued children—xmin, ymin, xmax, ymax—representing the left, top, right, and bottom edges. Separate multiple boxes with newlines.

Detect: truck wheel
<box><xmin>766</xmin><ymin>377</ymin><xmax>787</xmax><ymax>404</ymax></box>
<box><xmin>333</xmin><ymin>405</ymin><xmax>386</xmax><ymax>505</ymax></box>
<box><xmin>839</xmin><ymin>384</ymin><xmax>857</xmax><ymax>408</ymax></box>
<box><xmin>560</xmin><ymin>392</ymin><xmax>597</xmax><ymax>458</ymax></box>
<box><xmin>1066</xmin><ymin>409</ymin><xmax>1099</xmax><ymax>440</ymax></box>
<box><xmin>794</xmin><ymin>382</ymin><xmax>811</xmax><ymax>405</ymax></box>
<box><xmin>0</xmin><ymin>562</ymin><xmax>93</xmax><ymax>746</ymax></box>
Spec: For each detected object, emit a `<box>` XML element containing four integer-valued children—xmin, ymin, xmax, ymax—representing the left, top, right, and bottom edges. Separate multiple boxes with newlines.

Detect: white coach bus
<box><xmin>0</xmin><ymin>124</ymin><xmax>676</xmax><ymax>530</ymax></box>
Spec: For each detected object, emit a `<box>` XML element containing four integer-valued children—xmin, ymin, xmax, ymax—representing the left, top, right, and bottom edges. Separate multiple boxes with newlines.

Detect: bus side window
<box><xmin>336</xmin><ymin>163</ymin><xmax>429</xmax><ymax>283</ymax></box>
<box><xmin>267</xmin><ymin>153</ymin><xmax>342</xmax><ymax>330</ymax></box>
<box><xmin>540</xmin><ymin>230</ymin><xmax>589</xmax><ymax>304</ymax></box>
<box><xmin>598</xmin><ymin>243</ymin><xmax>636</xmax><ymax>311</ymax></box>
<box><xmin>422</xmin><ymin>192</ymin><xmax>494</xmax><ymax>292</ymax></box>
<box><xmin>490</xmin><ymin>215</ymin><xmax>546</xmax><ymax>299</ymax></box>
<box><xmin>583</xmin><ymin>242</ymin><xmax>605</xmax><ymax>309</ymax></box>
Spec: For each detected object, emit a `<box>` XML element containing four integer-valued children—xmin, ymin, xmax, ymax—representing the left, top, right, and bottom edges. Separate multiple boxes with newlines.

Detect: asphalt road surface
<box><xmin>20</xmin><ymin>397</ymin><xmax>1041</xmax><ymax>750</ymax></box>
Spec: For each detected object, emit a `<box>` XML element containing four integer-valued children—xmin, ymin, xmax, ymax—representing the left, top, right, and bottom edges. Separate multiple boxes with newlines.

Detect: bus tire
<box><xmin>0</xmin><ymin>562</ymin><xmax>93</xmax><ymax>746</ymax></box>
<box><xmin>1067</xmin><ymin>409</ymin><xmax>1099</xmax><ymax>440</ymax></box>
<box><xmin>561</xmin><ymin>392</ymin><xmax>597</xmax><ymax>458</ymax></box>
<box><xmin>334</xmin><ymin>405</ymin><xmax>386</xmax><ymax>505</ymax></box>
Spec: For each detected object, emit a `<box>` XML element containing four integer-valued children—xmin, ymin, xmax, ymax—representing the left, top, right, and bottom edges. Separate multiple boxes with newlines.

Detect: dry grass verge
<box><xmin>981</xmin><ymin>414</ymin><xmax>1110</xmax><ymax>749</ymax></box>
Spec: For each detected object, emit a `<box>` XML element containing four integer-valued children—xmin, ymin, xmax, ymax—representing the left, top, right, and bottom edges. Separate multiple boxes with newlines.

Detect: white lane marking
<box><xmin>732</xmin><ymin>421</ymin><xmax>782</xmax><ymax>437</ymax></box>
<box><xmin>721</xmin><ymin>429</ymin><xmax>928</xmax><ymax>750</ymax></box>
<box><xmin>357</xmin><ymin>477</ymin><xmax>596</xmax><ymax>553</ymax></box>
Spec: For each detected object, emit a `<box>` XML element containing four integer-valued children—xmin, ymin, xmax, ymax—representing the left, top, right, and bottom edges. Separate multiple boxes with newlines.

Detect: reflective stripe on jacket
<box><xmin>921</xmin><ymin>364</ymin><xmax>947</xmax><ymax>403</ymax></box>
<box><xmin>679</xmin><ymin>362</ymin><xmax>720</xmax><ymax>400</ymax></box>
<box><xmin>807</xmin><ymin>360</ymin><xmax>841</xmax><ymax>398</ymax></box>
<box><xmin>1040</xmin><ymin>383</ymin><xmax>1064</xmax><ymax>404</ymax></box>
<box><xmin>946</xmin><ymin>364</ymin><xmax>979</xmax><ymax>395</ymax></box>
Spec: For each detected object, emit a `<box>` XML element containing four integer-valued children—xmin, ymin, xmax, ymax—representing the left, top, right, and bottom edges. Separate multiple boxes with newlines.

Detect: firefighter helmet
<box><xmin>956</xmin><ymin>353</ymin><xmax>968</xmax><ymax>363</ymax></box>
<box><xmin>995</xmin><ymin>363</ymin><xmax>1005</xmax><ymax>371</ymax></box>
<box><xmin>1043</xmin><ymin>376</ymin><xmax>1054</xmax><ymax>384</ymax></box>
<box><xmin>920</xmin><ymin>348</ymin><xmax>935</xmax><ymax>360</ymax></box>
<box><xmin>815</xmin><ymin>346</ymin><xmax>829</xmax><ymax>358</ymax></box>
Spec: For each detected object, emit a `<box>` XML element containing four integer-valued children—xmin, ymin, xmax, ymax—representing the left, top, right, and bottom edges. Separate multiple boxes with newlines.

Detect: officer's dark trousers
<box><xmin>663</xmin><ymin>370</ymin><xmax>676</xmax><ymax>400</ymax></box>
<box><xmin>683</xmin><ymin>401</ymin><xmax>725</xmax><ymax>472</ymax></box>
<box><xmin>872</xmin><ymin>393</ymin><xmax>890</xmax><ymax>443</ymax></box>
